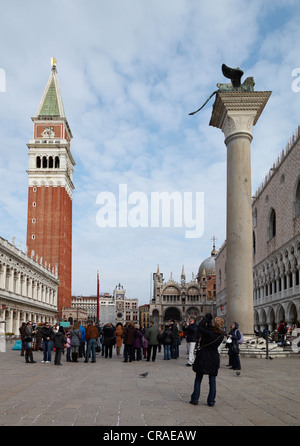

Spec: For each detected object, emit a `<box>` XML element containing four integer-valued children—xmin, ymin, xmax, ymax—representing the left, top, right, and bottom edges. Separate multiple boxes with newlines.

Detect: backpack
<box><xmin>279</xmin><ymin>324</ymin><xmax>287</xmax><ymax>334</ymax></box>
<box><xmin>235</xmin><ymin>329</ymin><xmax>244</xmax><ymax>344</ymax></box>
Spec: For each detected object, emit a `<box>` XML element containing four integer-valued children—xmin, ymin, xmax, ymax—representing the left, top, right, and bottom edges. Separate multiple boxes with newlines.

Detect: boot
<box><xmin>25</xmin><ymin>353</ymin><xmax>30</xmax><ymax>363</ymax></box>
<box><xmin>30</xmin><ymin>354</ymin><xmax>36</xmax><ymax>363</ymax></box>
<box><xmin>72</xmin><ymin>353</ymin><xmax>78</xmax><ymax>362</ymax></box>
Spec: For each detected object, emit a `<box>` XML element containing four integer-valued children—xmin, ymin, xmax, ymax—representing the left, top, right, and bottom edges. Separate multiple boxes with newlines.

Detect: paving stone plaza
<box><xmin>0</xmin><ymin>342</ymin><xmax>299</xmax><ymax>429</ymax></box>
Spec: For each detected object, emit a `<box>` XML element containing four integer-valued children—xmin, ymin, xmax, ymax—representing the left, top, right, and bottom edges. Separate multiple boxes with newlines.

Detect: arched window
<box><xmin>42</xmin><ymin>156</ymin><xmax>47</xmax><ymax>168</ymax></box>
<box><xmin>253</xmin><ymin>208</ymin><xmax>257</xmax><ymax>228</ymax></box>
<box><xmin>55</xmin><ymin>156</ymin><xmax>60</xmax><ymax>168</ymax></box>
<box><xmin>269</xmin><ymin>208</ymin><xmax>276</xmax><ymax>240</ymax></box>
<box><xmin>36</xmin><ymin>156</ymin><xmax>41</xmax><ymax>168</ymax></box>
<box><xmin>49</xmin><ymin>156</ymin><xmax>53</xmax><ymax>168</ymax></box>
<box><xmin>295</xmin><ymin>180</ymin><xmax>300</xmax><ymax>218</ymax></box>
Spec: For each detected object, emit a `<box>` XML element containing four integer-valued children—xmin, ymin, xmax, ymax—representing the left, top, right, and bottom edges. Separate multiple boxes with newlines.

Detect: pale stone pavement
<box><xmin>0</xmin><ymin>341</ymin><xmax>299</xmax><ymax>427</ymax></box>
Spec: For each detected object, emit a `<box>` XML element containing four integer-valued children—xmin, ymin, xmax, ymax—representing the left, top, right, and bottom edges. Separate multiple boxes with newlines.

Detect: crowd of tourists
<box><xmin>18</xmin><ymin>319</ymin><xmax>183</xmax><ymax>365</ymax></box>
<box><xmin>18</xmin><ymin>314</ymin><xmax>251</xmax><ymax>407</ymax></box>
<box><xmin>17</xmin><ymin>314</ymin><xmax>297</xmax><ymax>408</ymax></box>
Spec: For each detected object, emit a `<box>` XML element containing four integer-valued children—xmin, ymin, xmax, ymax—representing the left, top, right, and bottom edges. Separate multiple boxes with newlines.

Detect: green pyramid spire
<box><xmin>36</xmin><ymin>60</ymin><xmax>66</xmax><ymax>118</ymax></box>
<box><xmin>39</xmin><ymin>77</ymin><xmax>60</xmax><ymax>115</ymax></box>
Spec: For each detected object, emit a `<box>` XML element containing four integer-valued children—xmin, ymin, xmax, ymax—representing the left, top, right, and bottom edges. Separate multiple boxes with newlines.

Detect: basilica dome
<box><xmin>198</xmin><ymin>245</ymin><xmax>217</xmax><ymax>278</ymax></box>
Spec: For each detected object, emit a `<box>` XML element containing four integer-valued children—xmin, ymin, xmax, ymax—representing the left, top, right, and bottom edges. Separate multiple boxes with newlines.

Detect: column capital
<box><xmin>209</xmin><ymin>91</ymin><xmax>271</xmax><ymax>142</ymax></box>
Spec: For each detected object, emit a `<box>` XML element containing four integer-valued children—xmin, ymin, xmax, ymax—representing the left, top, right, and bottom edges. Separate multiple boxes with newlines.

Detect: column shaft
<box><xmin>226</xmin><ymin>132</ymin><xmax>253</xmax><ymax>334</ymax></box>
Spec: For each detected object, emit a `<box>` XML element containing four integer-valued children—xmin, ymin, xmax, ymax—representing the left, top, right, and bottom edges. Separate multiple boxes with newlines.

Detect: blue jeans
<box><xmin>85</xmin><ymin>338</ymin><xmax>96</xmax><ymax>362</ymax></box>
<box><xmin>171</xmin><ymin>340</ymin><xmax>179</xmax><ymax>359</ymax></box>
<box><xmin>43</xmin><ymin>340</ymin><xmax>53</xmax><ymax>362</ymax></box>
<box><xmin>191</xmin><ymin>373</ymin><xmax>217</xmax><ymax>406</ymax></box>
<box><xmin>164</xmin><ymin>344</ymin><xmax>171</xmax><ymax>360</ymax></box>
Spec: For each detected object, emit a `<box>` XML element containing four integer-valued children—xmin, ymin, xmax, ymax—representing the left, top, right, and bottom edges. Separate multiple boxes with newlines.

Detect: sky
<box><xmin>1</xmin><ymin>0</ymin><xmax>300</xmax><ymax>305</ymax></box>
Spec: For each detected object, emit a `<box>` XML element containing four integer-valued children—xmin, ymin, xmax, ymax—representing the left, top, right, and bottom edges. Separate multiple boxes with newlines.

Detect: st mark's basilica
<box><xmin>149</xmin><ymin>243</ymin><xmax>217</xmax><ymax>324</ymax></box>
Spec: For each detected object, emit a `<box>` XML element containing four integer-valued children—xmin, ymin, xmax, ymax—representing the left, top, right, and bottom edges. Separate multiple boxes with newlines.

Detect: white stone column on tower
<box><xmin>210</xmin><ymin>91</ymin><xmax>271</xmax><ymax>334</ymax></box>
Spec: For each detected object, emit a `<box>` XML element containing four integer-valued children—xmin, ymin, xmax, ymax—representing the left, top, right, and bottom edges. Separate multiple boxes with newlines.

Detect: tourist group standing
<box><xmin>18</xmin><ymin>319</ymin><xmax>184</xmax><ymax>366</ymax></box>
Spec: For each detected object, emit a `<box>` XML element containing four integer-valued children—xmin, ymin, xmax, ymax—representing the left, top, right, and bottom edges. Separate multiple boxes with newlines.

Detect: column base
<box><xmin>220</xmin><ymin>334</ymin><xmax>293</xmax><ymax>358</ymax></box>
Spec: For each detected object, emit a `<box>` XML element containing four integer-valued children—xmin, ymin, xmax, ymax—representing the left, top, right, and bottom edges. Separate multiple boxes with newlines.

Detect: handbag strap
<box><xmin>73</xmin><ymin>330</ymin><xmax>80</xmax><ymax>339</ymax></box>
<box><xmin>195</xmin><ymin>334</ymin><xmax>223</xmax><ymax>352</ymax></box>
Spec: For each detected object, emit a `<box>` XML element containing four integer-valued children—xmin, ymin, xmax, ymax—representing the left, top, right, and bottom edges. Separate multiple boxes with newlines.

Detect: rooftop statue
<box><xmin>189</xmin><ymin>64</ymin><xmax>255</xmax><ymax>116</ymax></box>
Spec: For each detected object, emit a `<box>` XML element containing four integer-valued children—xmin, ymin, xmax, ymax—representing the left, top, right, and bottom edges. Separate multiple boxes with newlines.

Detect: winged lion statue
<box><xmin>189</xmin><ymin>64</ymin><xmax>255</xmax><ymax>116</ymax></box>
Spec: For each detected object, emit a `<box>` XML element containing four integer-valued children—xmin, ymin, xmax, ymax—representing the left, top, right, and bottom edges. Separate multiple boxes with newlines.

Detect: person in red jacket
<box><xmin>85</xmin><ymin>321</ymin><xmax>99</xmax><ymax>363</ymax></box>
<box><xmin>278</xmin><ymin>320</ymin><xmax>287</xmax><ymax>345</ymax></box>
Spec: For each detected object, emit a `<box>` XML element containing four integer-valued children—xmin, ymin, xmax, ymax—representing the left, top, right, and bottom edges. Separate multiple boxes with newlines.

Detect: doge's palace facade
<box><xmin>251</xmin><ymin>128</ymin><xmax>300</xmax><ymax>330</ymax></box>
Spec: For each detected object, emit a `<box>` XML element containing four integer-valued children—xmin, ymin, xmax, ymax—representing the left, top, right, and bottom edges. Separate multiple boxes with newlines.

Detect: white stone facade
<box><xmin>0</xmin><ymin>236</ymin><xmax>59</xmax><ymax>334</ymax></box>
<box><xmin>114</xmin><ymin>285</ymin><xmax>138</xmax><ymax>326</ymax></box>
<box><xmin>71</xmin><ymin>288</ymin><xmax>139</xmax><ymax>326</ymax></box>
<box><xmin>71</xmin><ymin>294</ymin><xmax>114</xmax><ymax>323</ymax></box>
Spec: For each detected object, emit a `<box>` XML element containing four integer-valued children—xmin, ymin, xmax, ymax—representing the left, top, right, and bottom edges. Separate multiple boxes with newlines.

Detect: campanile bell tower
<box><xmin>26</xmin><ymin>59</ymin><xmax>75</xmax><ymax>314</ymax></box>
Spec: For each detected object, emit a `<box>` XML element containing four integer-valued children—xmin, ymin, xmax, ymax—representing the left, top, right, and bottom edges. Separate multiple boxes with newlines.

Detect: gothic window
<box><xmin>269</xmin><ymin>208</ymin><xmax>276</xmax><ymax>240</ymax></box>
<box><xmin>295</xmin><ymin>179</ymin><xmax>300</xmax><ymax>218</ymax></box>
<box><xmin>253</xmin><ymin>208</ymin><xmax>257</xmax><ymax>228</ymax></box>
<box><xmin>36</xmin><ymin>156</ymin><xmax>41</xmax><ymax>168</ymax></box>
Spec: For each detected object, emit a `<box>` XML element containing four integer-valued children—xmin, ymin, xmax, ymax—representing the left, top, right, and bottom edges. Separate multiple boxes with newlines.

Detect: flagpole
<box><xmin>97</xmin><ymin>270</ymin><xmax>100</xmax><ymax>322</ymax></box>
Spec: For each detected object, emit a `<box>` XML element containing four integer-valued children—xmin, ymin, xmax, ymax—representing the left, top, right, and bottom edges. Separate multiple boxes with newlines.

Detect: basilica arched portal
<box><xmin>163</xmin><ymin>307</ymin><xmax>181</xmax><ymax>321</ymax></box>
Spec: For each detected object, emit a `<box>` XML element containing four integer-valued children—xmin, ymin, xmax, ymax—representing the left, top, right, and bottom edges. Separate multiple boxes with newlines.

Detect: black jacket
<box><xmin>162</xmin><ymin>327</ymin><xmax>173</xmax><ymax>345</ymax></box>
<box><xmin>171</xmin><ymin>323</ymin><xmax>180</xmax><ymax>341</ymax></box>
<box><xmin>192</xmin><ymin>317</ymin><xmax>224</xmax><ymax>376</ymax></box>
<box><xmin>185</xmin><ymin>323</ymin><xmax>198</xmax><ymax>342</ymax></box>
<box><xmin>54</xmin><ymin>331</ymin><xmax>66</xmax><ymax>349</ymax></box>
<box><xmin>102</xmin><ymin>325</ymin><xmax>116</xmax><ymax>346</ymax></box>
<box><xmin>42</xmin><ymin>326</ymin><xmax>55</xmax><ymax>341</ymax></box>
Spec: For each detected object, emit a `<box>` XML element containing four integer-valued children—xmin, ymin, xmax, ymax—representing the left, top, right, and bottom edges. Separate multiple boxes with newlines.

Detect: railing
<box><xmin>220</xmin><ymin>333</ymin><xmax>299</xmax><ymax>359</ymax></box>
